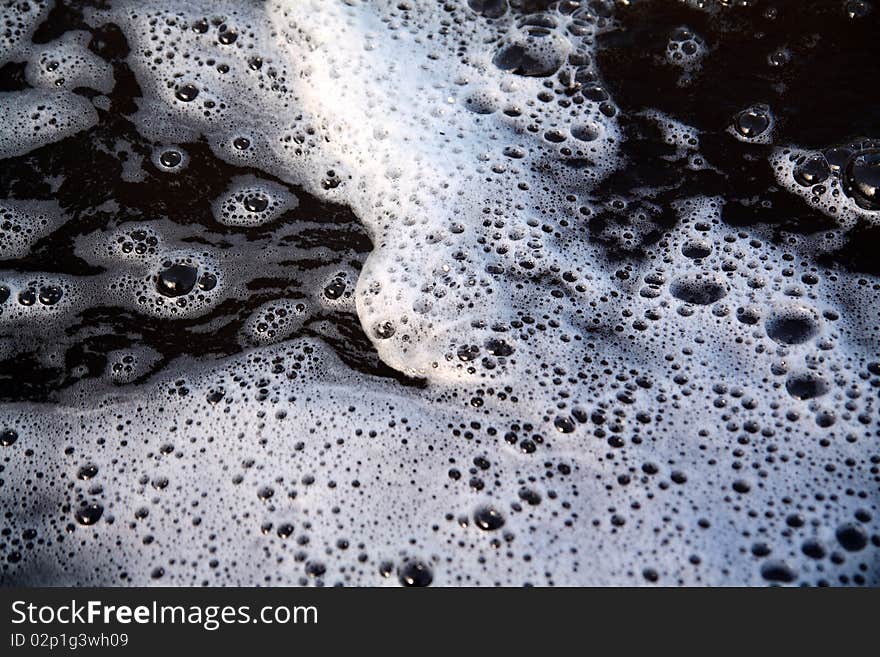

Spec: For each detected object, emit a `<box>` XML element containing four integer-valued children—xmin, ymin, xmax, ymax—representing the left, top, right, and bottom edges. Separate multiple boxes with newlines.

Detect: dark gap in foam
<box><xmin>595</xmin><ymin>0</ymin><xmax>880</xmax><ymax>271</ymax></box>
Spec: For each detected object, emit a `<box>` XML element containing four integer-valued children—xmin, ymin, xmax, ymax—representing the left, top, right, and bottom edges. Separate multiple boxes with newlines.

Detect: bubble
<box><xmin>835</xmin><ymin>523</ymin><xmax>868</xmax><ymax>552</ymax></box>
<box><xmin>669</xmin><ymin>273</ymin><xmax>728</xmax><ymax>305</ymax></box>
<box><xmin>217</xmin><ymin>29</ymin><xmax>238</xmax><ymax>45</ymax></box>
<box><xmin>765</xmin><ymin>306</ymin><xmax>820</xmax><ymax>345</ymax></box>
<box><xmin>213</xmin><ymin>176</ymin><xmax>298</xmax><ymax>227</ymax></box>
<box><xmin>484</xmin><ymin>338</ymin><xmax>514</xmax><ymax>357</ymax></box>
<box><xmin>793</xmin><ymin>155</ymin><xmax>830</xmax><ymax>187</ymax></box>
<box><xmin>732</xmin><ymin>105</ymin><xmax>772</xmax><ymax>141</ymax></box>
<box><xmin>305</xmin><ymin>561</ymin><xmax>326</xmax><ymax>578</ymax></box>
<box><xmin>37</xmin><ymin>285</ymin><xmax>63</xmax><ymax>306</ymax></box>
<box><xmin>785</xmin><ymin>372</ymin><xmax>828</xmax><ymax>400</ymax></box>
<box><xmin>198</xmin><ymin>272</ymin><xmax>217</xmax><ymax>291</ymax></box>
<box><xmin>842</xmin><ymin>148</ymin><xmax>880</xmax><ymax>211</ymax></box>
<box><xmin>801</xmin><ymin>539</ymin><xmax>826</xmax><ymax>560</ymax></box>
<box><xmin>845</xmin><ymin>0</ymin><xmax>873</xmax><ymax>19</ymax></box>
<box><xmin>732</xmin><ymin>480</ymin><xmax>751</xmax><ymax>494</ymax></box>
<box><xmin>767</xmin><ymin>48</ymin><xmax>791</xmax><ymax>68</ymax></box>
<box><xmin>156</xmin><ymin>263</ymin><xmax>198</xmax><ymax>297</ymax></box>
<box><xmin>760</xmin><ymin>560</ymin><xmax>797</xmax><ymax>584</ymax></box>
<box><xmin>493</xmin><ymin>20</ymin><xmax>569</xmax><ymax>78</ymax></box>
<box><xmin>324</xmin><ymin>277</ymin><xmax>347</xmax><ymax>300</ymax></box>
<box><xmin>74</xmin><ymin>503</ymin><xmax>104</xmax><ymax>526</ymax></box>
<box><xmin>467</xmin><ymin>0</ymin><xmax>507</xmax><ymax>18</ymax></box>
<box><xmin>153</xmin><ymin>147</ymin><xmax>189</xmax><ymax>172</ymax></box>
<box><xmin>0</xmin><ymin>428</ymin><xmax>18</xmax><ymax>447</ymax></box>
<box><xmin>18</xmin><ymin>289</ymin><xmax>36</xmax><ymax>306</ymax></box>
<box><xmin>571</xmin><ymin>122</ymin><xmax>600</xmax><ymax>142</ymax></box>
<box><xmin>751</xmin><ymin>542</ymin><xmax>771</xmax><ymax>557</ymax></box>
<box><xmin>824</xmin><ymin>146</ymin><xmax>853</xmax><ymax>173</ymax></box>
<box><xmin>398</xmin><ymin>560</ymin><xmax>433</xmax><ymax>587</ymax></box>
<box><xmin>553</xmin><ymin>415</ymin><xmax>576</xmax><ymax>433</ymax></box>
<box><xmin>77</xmin><ymin>464</ymin><xmax>99</xmax><ymax>480</ymax></box>
<box><xmin>681</xmin><ymin>238</ymin><xmax>712</xmax><ymax>258</ymax></box>
<box><xmin>373</xmin><ymin>321</ymin><xmax>396</xmax><ymax>340</ymax></box>
<box><xmin>175</xmin><ymin>84</ymin><xmax>200</xmax><ymax>102</ymax></box>
<box><xmin>244</xmin><ymin>195</ymin><xmax>269</xmax><ymax>213</ymax></box>
<box><xmin>473</xmin><ymin>506</ymin><xmax>505</xmax><ymax>530</ymax></box>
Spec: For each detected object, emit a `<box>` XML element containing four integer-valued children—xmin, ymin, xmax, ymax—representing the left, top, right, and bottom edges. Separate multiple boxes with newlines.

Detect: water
<box><xmin>0</xmin><ymin>0</ymin><xmax>877</xmax><ymax>586</ymax></box>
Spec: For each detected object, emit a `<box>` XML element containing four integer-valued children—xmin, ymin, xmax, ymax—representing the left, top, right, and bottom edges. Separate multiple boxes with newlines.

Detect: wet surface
<box><xmin>0</xmin><ymin>0</ymin><xmax>877</xmax><ymax>587</ymax></box>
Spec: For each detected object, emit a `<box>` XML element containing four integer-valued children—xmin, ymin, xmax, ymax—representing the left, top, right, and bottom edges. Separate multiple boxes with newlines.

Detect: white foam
<box><xmin>0</xmin><ymin>199</ymin><xmax>64</xmax><ymax>258</ymax></box>
<box><xmin>0</xmin><ymin>0</ymin><xmax>52</xmax><ymax>65</ymax></box>
<box><xmin>25</xmin><ymin>30</ymin><xmax>114</xmax><ymax>94</ymax></box>
<box><xmin>0</xmin><ymin>89</ymin><xmax>98</xmax><ymax>159</ymax></box>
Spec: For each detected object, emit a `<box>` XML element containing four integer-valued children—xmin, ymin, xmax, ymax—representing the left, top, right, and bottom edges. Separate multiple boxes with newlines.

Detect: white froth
<box><xmin>25</xmin><ymin>30</ymin><xmax>114</xmax><ymax>93</ymax></box>
<box><xmin>0</xmin><ymin>89</ymin><xmax>98</xmax><ymax>159</ymax></box>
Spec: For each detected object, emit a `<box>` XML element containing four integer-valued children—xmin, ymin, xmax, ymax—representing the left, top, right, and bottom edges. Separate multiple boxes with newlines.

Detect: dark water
<box><xmin>596</xmin><ymin>0</ymin><xmax>880</xmax><ymax>269</ymax></box>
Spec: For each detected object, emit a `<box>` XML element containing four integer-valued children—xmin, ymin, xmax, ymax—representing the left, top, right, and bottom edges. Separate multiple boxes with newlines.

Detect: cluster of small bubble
<box><xmin>665</xmin><ymin>26</ymin><xmax>707</xmax><ymax>80</ymax></box>
<box><xmin>242</xmin><ymin>299</ymin><xmax>309</xmax><ymax>346</ymax></box>
<box><xmin>213</xmin><ymin>176</ymin><xmax>298</xmax><ymax>228</ymax></box>
<box><xmin>123</xmin><ymin>250</ymin><xmax>223</xmax><ymax>318</ymax></box>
